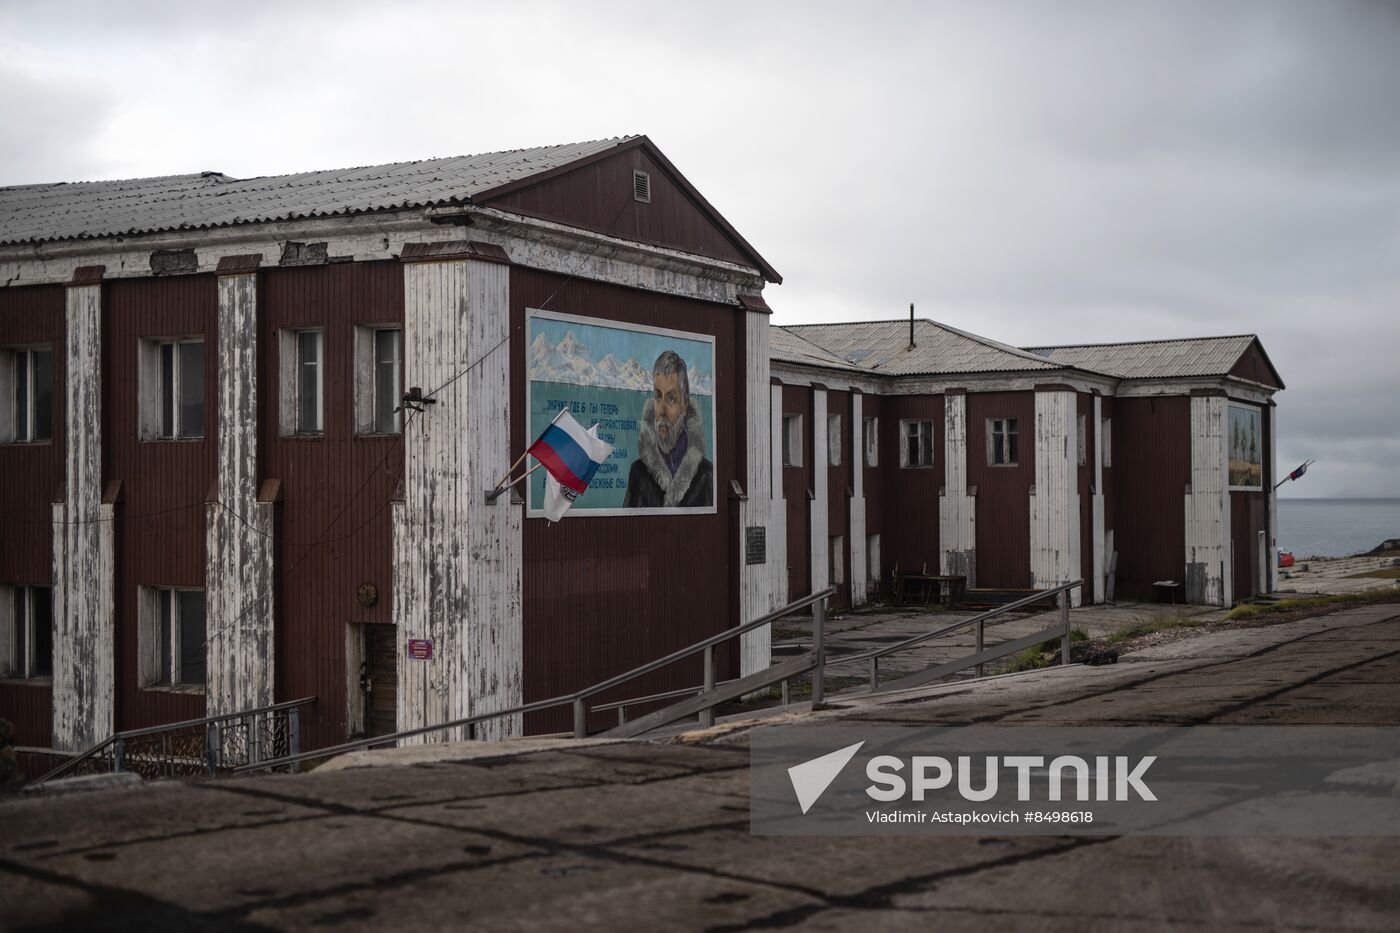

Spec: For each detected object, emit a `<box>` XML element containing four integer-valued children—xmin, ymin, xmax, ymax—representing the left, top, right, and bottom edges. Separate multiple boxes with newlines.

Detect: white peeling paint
<box><xmin>1267</xmin><ymin>403</ymin><xmax>1278</xmax><ymax>594</ymax></box>
<box><xmin>51</xmin><ymin>283</ymin><xmax>114</xmax><ymax>752</ymax></box>
<box><xmin>394</xmin><ymin>256</ymin><xmax>522</xmax><ymax>743</ymax></box>
<box><xmin>809</xmin><ymin>389</ymin><xmax>829</xmax><ymax>596</ymax></box>
<box><xmin>939</xmin><ymin>394</ymin><xmax>977</xmax><ymax>585</ymax></box>
<box><xmin>738</xmin><ymin>313</ymin><xmax>784</xmax><ymax>677</ymax></box>
<box><xmin>1184</xmin><ymin>395</ymin><xmax>1232</xmax><ymax>606</ymax></box>
<box><xmin>1092</xmin><ymin>395</ymin><xmax>1105</xmax><ymax>604</ymax></box>
<box><xmin>1029</xmin><ymin>391</ymin><xmax>1082</xmax><ymax>606</ymax></box>
<box><xmin>848</xmin><ymin>393</ymin><xmax>867</xmax><ymax>607</ymax></box>
<box><xmin>205</xmin><ymin>272</ymin><xmax>275</xmax><ymax>717</ymax></box>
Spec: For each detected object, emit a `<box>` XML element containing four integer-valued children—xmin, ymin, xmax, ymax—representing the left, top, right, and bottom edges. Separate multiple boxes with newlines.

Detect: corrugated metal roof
<box><xmin>770</xmin><ymin>326</ymin><xmax>870</xmax><ymax>373</ymax></box>
<box><xmin>1024</xmin><ymin>335</ymin><xmax>1256</xmax><ymax>379</ymax></box>
<box><xmin>785</xmin><ymin>319</ymin><xmax>1064</xmax><ymax>376</ymax></box>
<box><xmin>0</xmin><ymin>137</ymin><xmax>635</xmax><ymax>246</ymax></box>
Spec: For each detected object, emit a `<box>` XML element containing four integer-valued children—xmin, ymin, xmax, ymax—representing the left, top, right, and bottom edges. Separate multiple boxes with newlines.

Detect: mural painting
<box><xmin>1228</xmin><ymin>404</ymin><xmax>1263</xmax><ymax>490</ymax></box>
<box><xmin>526</xmin><ymin>309</ymin><xmax>716</xmax><ymax>516</ymax></box>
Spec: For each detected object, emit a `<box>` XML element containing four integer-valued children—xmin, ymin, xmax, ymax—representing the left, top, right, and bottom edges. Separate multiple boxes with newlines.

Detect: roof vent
<box><xmin>633</xmin><ymin>170</ymin><xmax>651</xmax><ymax>203</ymax></box>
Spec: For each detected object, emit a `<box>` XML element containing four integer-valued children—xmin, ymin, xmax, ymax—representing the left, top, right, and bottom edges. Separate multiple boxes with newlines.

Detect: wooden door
<box><xmin>364</xmin><ymin>624</ymin><xmax>398</xmax><ymax>737</ymax></box>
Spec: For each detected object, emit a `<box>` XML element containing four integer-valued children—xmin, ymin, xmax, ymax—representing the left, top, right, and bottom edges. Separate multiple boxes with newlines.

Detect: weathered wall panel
<box><xmin>52</xmin><ymin>279</ymin><xmax>118</xmax><ymax>750</ymax></box>
<box><xmin>967</xmin><ymin>391</ymin><xmax>1035</xmax><ymax>589</ymax></box>
<box><xmin>205</xmin><ymin>271</ymin><xmax>275</xmax><ymax>717</ymax></box>
<box><xmin>939</xmin><ymin>393</ymin><xmax>976</xmax><ymax>585</ymax></box>
<box><xmin>104</xmin><ymin>274</ymin><xmax>216</xmax><ymax>732</ymax></box>
<box><xmin>738</xmin><ymin>314</ymin><xmax>782</xmax><ymax>676</ymax></box>
<box><xmin>810</xmin><ymin>389</ymin><xmax>830</xmax><ymax>600</ymax></box>
<box><xmin>848</xmin><ymin>392</ymin><xmax>867</xmax><ymax>606</ymax></box>
<box><xmin>1111</xmin><ymin>396</ymin><xmax>1190</xmax><ymax>600</ymax></box>
<box><xmin>879</xmin><ymin>394</ymin><xmax>943</xmax><ymax>579</ymax></box>
<box><xmin>782</xmin><ymin>384</ymin><xmax>813</xmax><ymax>601</ymax></box>
<box><xmin>1185</xmin><ymin>394</ymin><xmax>1231</xmax><ymax>605</ymax></box>
<box><xmin>482</xmin><ymin>147</ymin><xmax>753</xmax><ymax>270</ymax></box>
<box><xmin>0</xmin><ymin>284</ymin><xmax>64</xmax><ymax>746</ymax></box>
<box><xmin>861</xmin><ymin>394</ymin><xmax>884</xmax><ymax>596</ymax></box>
<box><xmin>510</xmin><ymin>268</ymin><xmax>741</xmax><ymax>734</ymax></box>
<box><xmin>1029</xmin><ymin>390</ymin><xmax>1081</xmax><ymax>604</ymax></box>
<box><xmin>259</xmin><ymin>261</ymin><xmax>403</xmax><ymax>749</ymax></box>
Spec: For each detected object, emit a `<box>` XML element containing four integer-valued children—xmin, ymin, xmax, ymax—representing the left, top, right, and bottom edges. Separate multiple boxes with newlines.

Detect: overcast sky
<box><xmin>2</xmin><ymin>0</ymin><xmax>1396</xmax><ymax>497</ymax></box>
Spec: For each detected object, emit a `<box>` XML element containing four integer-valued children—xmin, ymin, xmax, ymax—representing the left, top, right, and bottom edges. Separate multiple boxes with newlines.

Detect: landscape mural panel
<box><xmin>526</xmin><ymin>309</ymin><xmax>716</xmax><ymax>515</ymax></box>
<box><xmin>1228</xmin><ymin>404</ymin><xmax>1263</xmax><ymax>490</ymax></box>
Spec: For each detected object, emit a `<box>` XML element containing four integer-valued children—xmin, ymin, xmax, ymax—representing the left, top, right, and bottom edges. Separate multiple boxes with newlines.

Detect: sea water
<box><xmin>1277</xmin><ymin>498</ymin><xmax>1400</xmax><ymax>558</ymax></box>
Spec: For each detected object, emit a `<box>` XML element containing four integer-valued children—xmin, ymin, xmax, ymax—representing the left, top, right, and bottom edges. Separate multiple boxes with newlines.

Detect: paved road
<box><xmin>4</xmin><ymin>602</ymin><xmax>1398</xmax><ymax>931</ymax></box>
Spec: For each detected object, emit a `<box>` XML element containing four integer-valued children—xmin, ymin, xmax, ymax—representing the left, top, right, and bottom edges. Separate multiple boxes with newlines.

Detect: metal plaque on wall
<box><xmin>746</xmin><ymin>526</ymin><xmax>766</xmax><ymax>565</ymax></box>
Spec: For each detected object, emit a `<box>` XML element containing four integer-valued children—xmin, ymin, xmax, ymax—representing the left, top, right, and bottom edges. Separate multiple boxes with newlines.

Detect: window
<box><xmin>1101</xmin><ymin>417</ymin><xmax>1112</xmax><ymax>468</ymax></box>
<box><xmin>988</xmin><ymin>417</ymin><xmax>1019</xmax><ymax>466</ymax></box>
<box><xmin>782</xmin><ymin>414</ymin><xmax>802</xmax><ymax>467</ymax></box>
<box><xmin>1</xmin><ymin>584</ymin><xmax>53</xmax><ymax>680</ymax></box>
<box><xmin>863</xmin><ymin>417</ymin><xmax>878</xmax><ymax>467</ymax></box>
<box><xmin>829</xmin><ymin>536</ymin><xmax>844</xmax><ymax>585</ymax></box>
<box><xmin>279</xmin><ymin>329</ymin><xmax>324</xmax><ymax>435</ymax></box>
<box><xmin>1077</xmin><ymin>413</ymin><xmax>1087</xmax><ymax>466</ymax></box>
<box><xmin>901</xmin><ymin>419</ymin><xmax>934</xmax><ymax>468</ymax></box>
<box><xmin>827</xmin><ymin>414</ymin><xmax>842</xmax><ymax>466</ymax></box>
<box><xmin>140</xmin><ymin>338</ymin><xmax>204</xmax><ymax>440</ymax></box>
<box><xmin>866</xmin><ymin>533</ymin><xmax>880</xmax><ymax>596</ymax></box>
<box><xmin>140</xmin><ymin>587</ymin><xmax>205</xmax><ymax>689</ymax></box>
<box><xmin>354</xmin><ymin>325</ymin><xmax>403</xmax><ymax>435</ymax></box>
<box><xmin>1</xmin><ymin>347</ymin><xmax>53</xmax><ymax>443</ymax></box>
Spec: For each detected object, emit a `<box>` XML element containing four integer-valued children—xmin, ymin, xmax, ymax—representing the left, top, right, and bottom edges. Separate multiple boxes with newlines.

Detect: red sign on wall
<box><xmin>407</xmin><ymin>639</ymin><xmax>434</xmax><ymax>661</ymax></box>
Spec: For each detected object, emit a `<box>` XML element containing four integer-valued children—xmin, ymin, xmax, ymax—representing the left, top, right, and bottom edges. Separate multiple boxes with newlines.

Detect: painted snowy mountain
<box><xmin>529</xmin><ymin>329</ymin><xmax>713</xmax><ymax>395</ymax></box>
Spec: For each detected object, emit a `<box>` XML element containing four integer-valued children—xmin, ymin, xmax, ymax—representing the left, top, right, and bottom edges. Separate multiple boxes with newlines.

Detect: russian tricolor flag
<box><xmin>528</xmin><ymin>408</ymin><xmax>614</xmax><ymax>499</ymax></box>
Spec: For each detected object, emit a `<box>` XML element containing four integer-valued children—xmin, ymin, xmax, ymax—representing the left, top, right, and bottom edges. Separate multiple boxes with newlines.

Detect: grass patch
<box><xmin>1105</xmin><ymin>613</ymin><xmax>1213</xmax><ymax>644</ymax></box>
<box><xmin>1228</xmin><ymin>589</ymin><xmax>1394</xmax><ymax>620</ymax></box>
<box><xmin>1344</xmin><ymin>567</ymin><xmax>1400</xmax><ymax>580</ymax></box>
<box><xmin>1003</xmin><ymin>629</ymin><xmax>1088</xmax><ymax>673</ymax></box>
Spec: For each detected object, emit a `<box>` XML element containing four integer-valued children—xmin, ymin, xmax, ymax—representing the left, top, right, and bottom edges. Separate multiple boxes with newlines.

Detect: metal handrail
<box><xmin>32</xmin><ymin>696</ymin><xmax>317</xmax><ymax>785</ymax></box>
<box><xmin>834</xmin><ymin>581</ymin><xmax>1083</xmax><ymax>693</ymax></box>
<box><xmin>234</xmin><ymin>588</ymin><xmax>838</xmax><ymax>774</ymax></box>
<box><xmin>829</xmin><ymin>583</ymin><xmax>1079</xmax><ymax>669</ymax></box>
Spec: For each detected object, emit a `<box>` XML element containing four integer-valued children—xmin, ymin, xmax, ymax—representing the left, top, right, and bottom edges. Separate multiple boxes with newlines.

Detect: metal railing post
<box><xmin>1060</xmin><ymin>588</ymin><xmax>1071</xmax><ymax>665</ymax></box>
<box><xmin>869</xmin><ymin>656</ymin><xmax>878</xmax><ymax>692</ymax></box>
<box><xmin>699</xmin><ymin>644</ymin><xmax>715</xmax><ymax>727</ymax></box>
<box><xmin>975</xmin><ymin>619</ymin><xmax>985</xmax><ymax>678</ymax></box>
<box><xmin>781</xmin><ymin>679</ymin><xmax>790</xmax><ymax>706</ymax></box>
<box><xmin>573</xmin><ymin>698</ymin><xmax>587</xmax><ymax>739</ymax></box>
<box><xmin>812</xmin><ymin>595</ymin><xmax>827</xmax><ymax>707</ymax></box>
<box><xmin>206</xmin><ymin>722</ymin><xmax>220</xmax><ymax>776</ymax></box>
<box><xmin>114</xmin><ymin>737</ymin><xmax>126</xmax><ymax>773</ymax></box>
<box><xmin>288</xmin><ymin>708</ymin><xmax>301</xmax><ymax>762</ymax></box>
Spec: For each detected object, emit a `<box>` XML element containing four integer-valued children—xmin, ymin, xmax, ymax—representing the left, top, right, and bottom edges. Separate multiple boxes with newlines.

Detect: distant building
<box><xmin>770</xmin><ymin>320</ymin><xmax>1284</xmax><ymax>611</ymax></box>
<box><xmin>0</xmin><ymin>139</ymin><xmax>1283</xmax><ymax>760</ymax></box>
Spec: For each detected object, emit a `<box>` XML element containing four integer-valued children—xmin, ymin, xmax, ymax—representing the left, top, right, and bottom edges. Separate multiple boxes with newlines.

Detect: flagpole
<box><xmin>491</xmin><ymin>407</ymin><xmax>570</xmax><ymax>493</ymax></box>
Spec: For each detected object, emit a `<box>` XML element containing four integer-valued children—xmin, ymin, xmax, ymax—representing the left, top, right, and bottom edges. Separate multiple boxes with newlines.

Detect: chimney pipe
<box><xmin>908</xmin><ymin>303</ymin><xmax>916</xmax><ymax>349</ymax></box>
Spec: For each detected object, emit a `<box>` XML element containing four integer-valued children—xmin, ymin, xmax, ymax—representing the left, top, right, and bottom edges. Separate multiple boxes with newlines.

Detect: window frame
<box><xmin>140</xmin><ymin>337</ymin><xmax>205</xmax><ymax>441</ymax></box>
<box><xmin>900</xmin><ymin>419</ymin><xmax>934</xmax><ymax>468</ymax></box>
<box><xmin>295</xmin><ymin>329</ymin><xmax>325</xmax><ymax>435</ymax></box>
<box><xmin>987</xmin><ymin>417</ymin><xmax>1020</xmax><ymax>467</ymax></box>
<box><xmin>354</xmin><ymin>325</ymin><xmax>403</xmax><ymax>436</ymax></box>
<box><xmin>782</xmin><ymin>413</ymin><xmax>803</xmax><ymax>468</ymax></box>
<box><xmin>827</xmin><ymin>413</ymin><xmax>842</xmax><ymax>467</ymax></box>
<box><xmin>280</xmin><ymin>328</ymin><xmax>326</xmax><ymax>437</ymax></box>
<box><xmin>1</xmin><ymin>584</ymin><xmax>53</xmax><ymax>681</ymax></box>
<box><xmin>1101</xmin><ymin>417</ymin><xmax>1113</xmax><ymax>468</ymax></box>
<box><xmin>1077</xmin><ymin>413</ymin><xmax>1087</xmax><ymax>466</ymax></box>
<box><xmin>863</xmin><ymin>416</ymin><xmax>879</xmax><ymax>467</ymax></box>
<box><xmin>140</xmin><ymin>586</ymin><xmax>206</xmax><ymax>692</ymax></box>
<box><xmin>1</xmin><ymin>345</ymin><xmax>54</xmax><ymax>445</ymax></box>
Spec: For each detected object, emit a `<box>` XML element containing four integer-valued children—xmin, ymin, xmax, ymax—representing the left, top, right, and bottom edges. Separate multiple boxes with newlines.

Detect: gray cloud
<box><xmin>1</xmin><ymin>0</ymin><xmax>1394</xmax><ymax>496</ymax></box>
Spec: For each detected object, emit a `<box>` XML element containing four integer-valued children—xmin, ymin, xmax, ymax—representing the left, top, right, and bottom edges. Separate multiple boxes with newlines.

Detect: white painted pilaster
<box><xmin>1185</xmin><ymin>395</ymin><xmax>1232</xmax><ymax>606</ymax></box>
<box><xmin>738</xmin><ymin>313</ymin><xmax>784</xmax><ymax>677</ymax></box>
<box><xmin>849</xmin><ymin>393</ymin><xmax>867</xmax><ymax>607</ymax></box>
<box><xmin>395</xmin><ymin>251</ymin><xmax>522</xmax><ymax>742</ymax></box>
<box><xmin>939</xmin><ymin>393</ymin><xmax>976</xmax><ymax>585</ymax></box>
<box><xmin>1092</xmin><ymin>395</ymin><xmax>1105</xmax><ymax>604</ymax></box>
<box><xmin>810</xmin><ymin>388</ymin><xmax>829</xmax><ymax>595</ymax></box>
<box><xmin>206</xmin><ymin>270</ymin><xmax>276</xmax><ymax>716</ymax></box>
<box><xmin>52</xmin><ymin>280</ymin><xmax>114</xmax><ymax>752</ymax></box>
<box><xmin>1029</xmin><ymin>390</ymin><xmax>1081</xmax><ymax>605</ymax></box>
<box><xmin>1267</xmin><ymin>403</ymin><xmax>1278</xmax><ymax>594</ymax></box>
